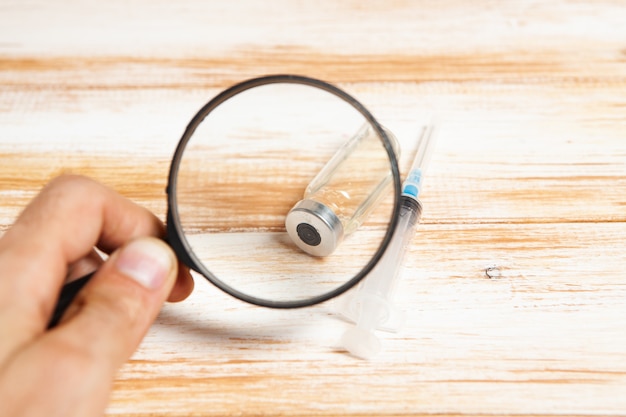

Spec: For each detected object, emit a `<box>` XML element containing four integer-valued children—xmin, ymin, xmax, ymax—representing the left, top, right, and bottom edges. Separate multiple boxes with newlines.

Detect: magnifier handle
<box><xmin>48</xmin><ymin>272</ymin><xmax>94</xmax><ymax>329</ymax></box>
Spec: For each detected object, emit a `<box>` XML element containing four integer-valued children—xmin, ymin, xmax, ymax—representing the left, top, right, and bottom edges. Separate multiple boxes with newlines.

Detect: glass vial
<box><xmin>285</xmin><ymin>123</ymin><xmax>399</xmax><ymax>256</ymax></box>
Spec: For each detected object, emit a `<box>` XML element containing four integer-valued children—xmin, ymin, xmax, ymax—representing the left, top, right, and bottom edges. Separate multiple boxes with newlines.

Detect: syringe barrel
<box><xmin>360</xmin><ymin>196</ymin><xmax>422</xmax><ymax>297</ymax></box>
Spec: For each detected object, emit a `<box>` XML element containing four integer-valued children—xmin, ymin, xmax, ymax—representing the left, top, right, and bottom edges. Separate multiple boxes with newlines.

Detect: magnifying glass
<box><xmin>49</xmin><ymin>74</ymin><xmax>401</xmax><ymax>325</ymax></box>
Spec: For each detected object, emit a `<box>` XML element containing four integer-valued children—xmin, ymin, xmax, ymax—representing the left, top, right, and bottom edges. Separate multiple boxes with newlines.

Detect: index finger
<box><xmin>0</xmin><ymin>175</ymin><xmax>167</xmax><ymax>358</ymax></box>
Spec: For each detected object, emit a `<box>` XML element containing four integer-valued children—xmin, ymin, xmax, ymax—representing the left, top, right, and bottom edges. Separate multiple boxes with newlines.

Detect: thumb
<box><xmin>54</xmin><ymin>237</ymin><xmax>178</xmax><ymax>370</ymax></box>
<box><xmin>0</xmin><ymin>238</ymin><xmax>179</xmax><ymax>417</ymax></box>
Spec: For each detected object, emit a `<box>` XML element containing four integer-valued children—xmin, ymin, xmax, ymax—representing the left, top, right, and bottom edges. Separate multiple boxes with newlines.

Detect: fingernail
<box><xmin>115</xmin><ymin>238</ymin><xmax>174</xmax><ymax>290</ymax></box>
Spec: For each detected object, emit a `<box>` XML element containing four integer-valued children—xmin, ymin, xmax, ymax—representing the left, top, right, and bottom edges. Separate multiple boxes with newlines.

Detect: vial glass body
<box><xmin>285</xmin><ymin>123</ymin><xmax>399</xmax><ymax>256</ymax></box>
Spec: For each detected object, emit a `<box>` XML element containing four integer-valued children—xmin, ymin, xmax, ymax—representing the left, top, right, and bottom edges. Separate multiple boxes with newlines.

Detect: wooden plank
<box><xmin>1</xmin><ymin>81</ymin><xmax>624</xmax><ymax>226</ymax></box>
<box><xmin>0</xmin><ymin>0</ymin><xmax>625</xmax><ymax>416</ymax></box>
<box><xmin>106</xmin><ymin>222</ymin><xmax>626</xmax><ymax>416</ymax></box>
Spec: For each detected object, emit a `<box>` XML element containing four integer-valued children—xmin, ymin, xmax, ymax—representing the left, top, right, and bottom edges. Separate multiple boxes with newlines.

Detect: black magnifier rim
<box><xmin>166</xmin><ymin>74</ymin><xmax>402</xmax><ymax>308</ymax></box>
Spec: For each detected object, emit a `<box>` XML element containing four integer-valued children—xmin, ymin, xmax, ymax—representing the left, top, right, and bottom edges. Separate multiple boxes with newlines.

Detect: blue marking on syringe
<box><xmin>401</xmin><ymin>168</ymin><xmax>423</xmax><ymax>200</ymax></box>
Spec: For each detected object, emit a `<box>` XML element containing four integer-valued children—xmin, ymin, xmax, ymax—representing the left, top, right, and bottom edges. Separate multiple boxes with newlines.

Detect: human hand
<box><xmin>0</xmin><ymin>175</ymin><xmax>194</xmax><ymax>417</ymax></box>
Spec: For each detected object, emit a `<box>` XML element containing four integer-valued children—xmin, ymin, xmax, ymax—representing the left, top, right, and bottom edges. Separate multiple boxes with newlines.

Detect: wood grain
<box><xmin>1</xmin><ymin>0</ymin><xmax>625</xmax><ymax>416</ymax></box>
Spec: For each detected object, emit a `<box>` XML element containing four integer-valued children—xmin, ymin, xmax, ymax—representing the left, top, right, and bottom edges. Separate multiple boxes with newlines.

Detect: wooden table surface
<box><xmin>1</xmin><ymin>1</ymin><xmax>626</xmax><ymax>416</ymax></box>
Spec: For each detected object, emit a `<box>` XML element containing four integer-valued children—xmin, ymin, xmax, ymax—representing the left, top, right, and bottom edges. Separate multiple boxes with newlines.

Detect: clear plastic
<box><xmin>338</xmin><ymin>123</ymin><xmax>437</xmax><ymax>359</ymax></box>
<box><xmin>339</xmin><ymin>198</ymin><xmax>421</xmax><ymax>358</ymax></box>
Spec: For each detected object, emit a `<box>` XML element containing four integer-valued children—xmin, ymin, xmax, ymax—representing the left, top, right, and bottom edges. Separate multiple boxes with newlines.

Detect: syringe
<box><xmin>338</xmin><ymin>123</ymin><xmax>437</xmax><ymax>359</ymax></box>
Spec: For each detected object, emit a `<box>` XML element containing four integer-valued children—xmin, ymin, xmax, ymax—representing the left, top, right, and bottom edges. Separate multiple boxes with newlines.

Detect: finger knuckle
<box><xmin>47</xmin><ymin>174</ymin><xmax>99</xmax><ymax>195</ymax></box>
<box><xmin>87</xmin><ymin>285</ymin><xmax>148</xmax><ymax>335</ymax></box>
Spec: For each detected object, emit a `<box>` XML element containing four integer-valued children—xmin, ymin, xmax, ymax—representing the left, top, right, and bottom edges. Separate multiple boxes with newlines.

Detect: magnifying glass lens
<box><xmin>169</xmin><ymin>77</ymin><xmax>399</xmax><ymax>307</ymax></box>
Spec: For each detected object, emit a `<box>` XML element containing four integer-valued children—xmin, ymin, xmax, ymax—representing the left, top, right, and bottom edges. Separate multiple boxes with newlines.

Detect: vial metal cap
<box><xmin>285</xmin><ymin>199</ymin><xmax>344</xmax><ymax>257</ymax></box>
